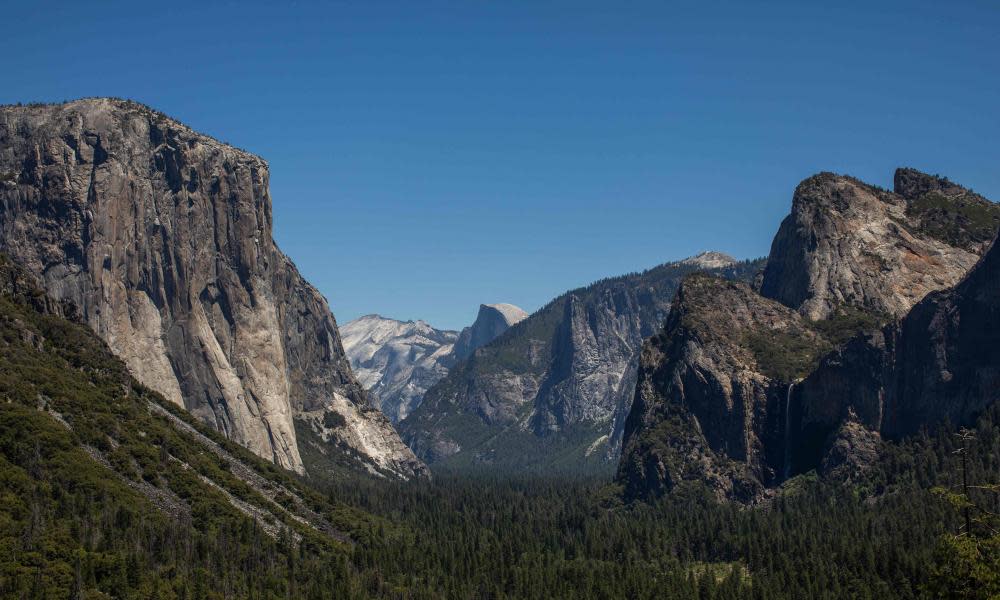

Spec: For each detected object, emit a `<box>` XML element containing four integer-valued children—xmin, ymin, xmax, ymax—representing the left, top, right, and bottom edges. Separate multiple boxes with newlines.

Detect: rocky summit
<box><xmin>618</xmin><ymin>168</ymin><xmax>1000</xmax><ymax>502</ymax></box>
<box><xmin>760</xmin><ymin>170</ymin><xmax>994</xmax><ymax>320</ymax></box>
<box><xmin>617</xmin><ymin>274</ymin><xmax>832</xmax><ymax>503</ymax></box>
<box><xmin>0</xmin><ymin>98</ymin><xmax>426</xmax><ymax>479</ymax></box>
<box><xmin>451</xmin><ymin>303</ymin><xmax>529</xmax><ymax>361</ymax></box>
<box><xmin>400</xmin><ymin>254</ymin><xmax>761</xmax><ymax>472</ymax></box>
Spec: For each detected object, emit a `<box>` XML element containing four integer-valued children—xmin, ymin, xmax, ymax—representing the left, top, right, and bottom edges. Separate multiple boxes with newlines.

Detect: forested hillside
<box><xmin>316</xmin><ymin>405</ymin><xmax>1000</xmax><ymax>599</ymax></box>
<box><xmin>0</xmin><ymin>255</ymin><xmax>375</xmax><ymax>598</ymax></box>
<box><xmin>1</xmin><ymin>247</ymin><xmax>999</xmax><ymax>597</ymax></box>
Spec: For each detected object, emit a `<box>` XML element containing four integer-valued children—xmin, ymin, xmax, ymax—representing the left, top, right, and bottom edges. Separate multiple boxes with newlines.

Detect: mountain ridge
<box><xmin>617</xmin><ymin>168</ymin><xmax>1000</xmax><ymax>502</ymax></box>
<box><xmin>400</xmin><ymin>253</ymin><xmax>764</xmax><ymax>472</ymax></box>
<box><xmin>342</xmin><ymin>302</ymin><xmax>527</xmax><ymax>422</ymax></box>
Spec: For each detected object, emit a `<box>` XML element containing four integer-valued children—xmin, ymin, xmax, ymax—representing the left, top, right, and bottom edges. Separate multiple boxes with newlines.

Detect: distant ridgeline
<box><xmin>399</xmin><ymin>252</ymin><xmax>765</xmax><ymax>474</ymax></box>
<box><xmin>342</xmin><ymin>303</ymin><xmax>528</xmax><ymax>423</ymax></box>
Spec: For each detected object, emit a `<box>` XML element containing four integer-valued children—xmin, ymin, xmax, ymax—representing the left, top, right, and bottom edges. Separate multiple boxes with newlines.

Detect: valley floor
<box><xmin>306</xmin><ymin>404</ymin><xmax>999</xmax><ymax>600</ymax></box>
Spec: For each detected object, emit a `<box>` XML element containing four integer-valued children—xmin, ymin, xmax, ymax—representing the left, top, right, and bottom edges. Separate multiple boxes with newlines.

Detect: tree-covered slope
<box><xmin>0</xmin><ymin>255</ymin><xmax>381</xmax><ymax>598</ymax></box>
<box><xmin>316</xmin><ymin>400</ymin><xmax>1000</xmax><ymax>599</ymax></box>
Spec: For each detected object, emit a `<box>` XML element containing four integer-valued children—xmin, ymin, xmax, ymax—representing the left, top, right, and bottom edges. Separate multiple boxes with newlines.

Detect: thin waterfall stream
<box><xmin>783</xmin><ymin>383</ymin><xmax>795</xmax><ymax>480</ymax></box>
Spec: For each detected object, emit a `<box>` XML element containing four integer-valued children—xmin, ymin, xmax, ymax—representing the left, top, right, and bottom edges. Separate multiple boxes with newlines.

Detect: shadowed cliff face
<box><xmin>793</xmin><ymin>234</ymin><xmax>1000</xmax><ymax>468</ymax></box>
<box><xmin>885</xmin><ymin>235</ymin><xmax>1000</xmax><ymax>435</ymax></box>
<box><xmin>0</xmin><ymin>98</ymin><xmax>426</xmax><ymax>479</ymax></box>
<box><xmin>618</xmin><ymin>169</ymin><xmax>1000</xmax><ymax>502</ymax></box>
<box><xmin>616</xmin><ymin>275</ymin><xmax>828</xmax><ymax>503</ymax></box>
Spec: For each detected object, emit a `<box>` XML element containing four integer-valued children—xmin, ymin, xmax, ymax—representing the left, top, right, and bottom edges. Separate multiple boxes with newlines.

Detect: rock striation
<box><xmin>0</xmin><ymin>98</ymin><xmax>426</xmax><ymax>479</ymax></box>
<box><xmin>401</xmin><ymin>254</ymin><xmax>762</xmax><ymax>471</ymax></box>
<box><xmin>618</xmin><ymin>168</ymin><xmax>1000</xmax><ymax>502</ymax></box>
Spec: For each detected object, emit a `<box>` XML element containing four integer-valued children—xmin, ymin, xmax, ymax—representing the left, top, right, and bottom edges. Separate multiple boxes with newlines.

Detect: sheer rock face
<box><xmin>883</xmin><ymin>235</ymin><xmax>1000</xmax><ymax>435</ymax></box>
<box><xmin>341</xmin><ymin>315</ymin><xmax>459</xmax><ymax>423</ymax></box>
<box><xmin>794</xmin><ymin>235</ymin><xmax>1000</xmax><ymax>461</ymax></box>
<box><xmin>451</xmin><ymin>303</ymin><xmax>528</xmax><ymax>362</ymax></box>
<box><xmin>616</xmin><ymin>275</ymin><xmax>825</xmax><ymax>503</ymax></box>
<box><xmin>618</xmin><ymin>169</ymin><xmax>999</xmax><ymax>502</ymax></box>
<box><xmin>789</xmin><ymin>330</ymin><xmax>892</xmax><ymax>476</ymax></box>
<box><xmin>784</xmin><ymin>174</ymin><xmax>1000</xmax><ymax>480</ymax></box>
<box><xmin>401</xmin><ymin>256</ymin><xmax>761</xmax><ymax>470</ymax></box>
<box><xmin>760</xmin><ymin>171</ymin><xmax>988</xmax><ymax>320</ymax></box>
<box><xmin>0</xmin><ymin>98</ymin><xmax>426</xmax><ymax>478</ymax></box>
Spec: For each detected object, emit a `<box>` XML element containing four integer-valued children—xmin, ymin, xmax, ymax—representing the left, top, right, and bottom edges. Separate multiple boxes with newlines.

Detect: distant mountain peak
<box><xmin>451</xmin><ymin>303</ymin><xmax>528</xmax><ymax>361</ymax></box>
<box><xmin>679</xmin><ymin>251</ymin><xmax>737</xmax><ymax>269</ymax></box>
<box><xmin>481</xmin><ymin>303</ymin><xmax>529</xmax><ymax>326</ymax></box>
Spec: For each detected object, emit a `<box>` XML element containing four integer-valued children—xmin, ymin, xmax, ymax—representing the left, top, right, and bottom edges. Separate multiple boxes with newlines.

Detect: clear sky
<box><xmin>4</xmin><ymin>1</ymin><xmax>998</xmax><ymax>330</ymax></box>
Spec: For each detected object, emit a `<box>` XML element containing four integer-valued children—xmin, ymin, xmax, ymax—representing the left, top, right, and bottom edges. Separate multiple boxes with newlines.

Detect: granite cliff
<box><xmin>618</xmin><ymin>169</ymin><xmax>1000</xmax><ymax>501</ymax></box>
<box><xmin>760</xmin><ymin>170</ymin><xmax>995</xmax><ymax>319</ymax></box>
<box><xmin>0</xmin><ymin>98</ymin><xmax>426</xmax><ymax>479</ymax></box>
<box><xmin>790</xmin><ymin>232</ymin><xmax>1000</xmax><ymax>479</ymax></box>
<box><xmin>617</xmin><ymin>274</ymin><xmax>833</xmax><ymax>502</ymax></box>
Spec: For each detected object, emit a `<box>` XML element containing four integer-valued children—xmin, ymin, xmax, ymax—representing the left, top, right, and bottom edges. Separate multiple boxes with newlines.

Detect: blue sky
<box><xmin>5</xmin><ymin>1</ymin><xmax>998</xmax><ymax>329</ymax></box>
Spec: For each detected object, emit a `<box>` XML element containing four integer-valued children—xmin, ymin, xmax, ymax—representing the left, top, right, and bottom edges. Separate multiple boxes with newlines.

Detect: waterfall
<box><xmin>783</xmin><ymin>383</ymin><xmax>795</xmax><ymax>480</ymax></box>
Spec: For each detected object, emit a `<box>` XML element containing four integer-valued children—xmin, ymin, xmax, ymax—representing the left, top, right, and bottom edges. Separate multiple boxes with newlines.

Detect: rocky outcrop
<box><xmin>0</xmin><ymin>98</ymin><xmax>426</xmax><ymax>479</ymax></box>
<box><xmin>451</xmin><ymin>303</ymin><xmax>528</xmax><ymax>361</ymax></box>
<box><xmin>401</xmin><ymin>255</ymin><xmax>762</xmax><ymax>471</ymax></box>
<box><xmin>618</xmin><ymin>168</ymin><xmax>999</xmax><ymax>502</ymax></box>
<box><xmin>341</xmin><ymin>314</ymin><xmax>458</xmax><ymax>422</ymax></box>
<box><xmin>679</xmin><ymin>251</ymin><xmax>738</xmax><ymax>270</ymax></box>
<box><xmin>777</xmin><ymin>170</ymin><xmax>1000</xmax><ymax>480</ymax></box>
<box><xmin>760</xmin><ymin>171</ymin><xmax>991</xmax><ymax>320</ymax></box>
<box><xmin>791</xmin><ymin>233</ymin><xmax>1000</xmax><ymax>474</ymax></box>
<box><xmin>616</xmin><ymin>275</ymin><xmax>829</xmax><ymax>502</ymax></box>
<box><xmin>818</xmin><ymin>418</ymin><xmax>882</xmax><ymax>482</ymax></box>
